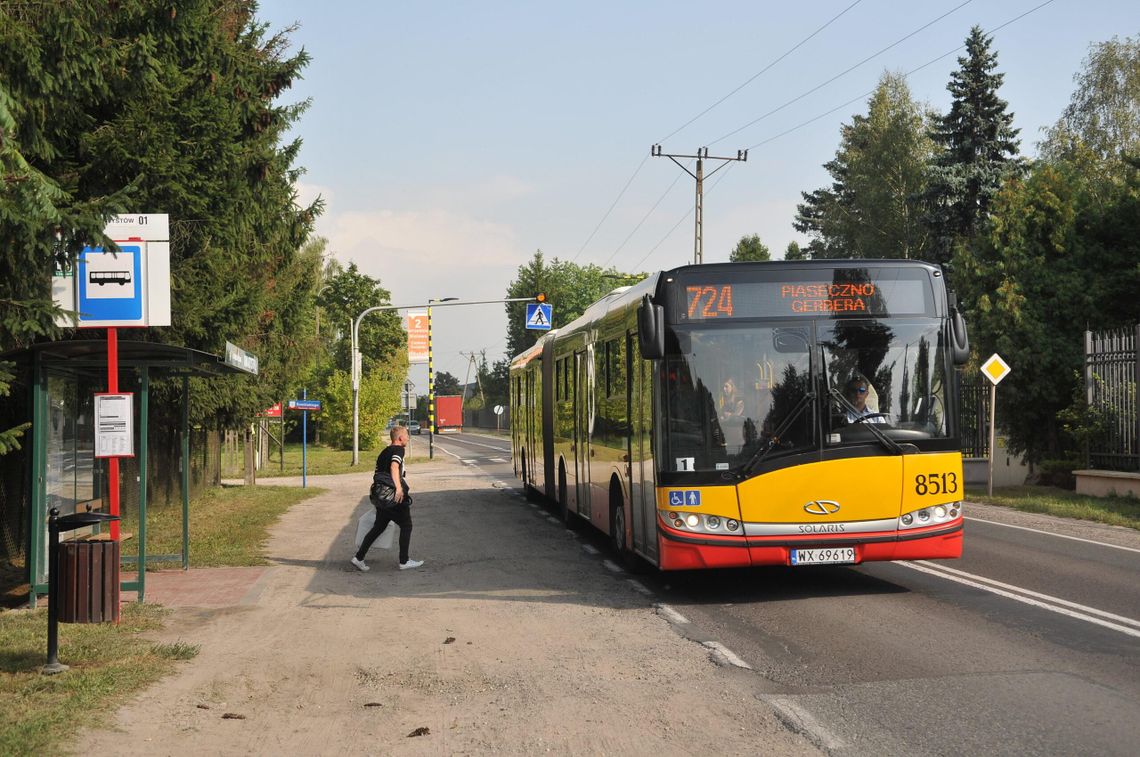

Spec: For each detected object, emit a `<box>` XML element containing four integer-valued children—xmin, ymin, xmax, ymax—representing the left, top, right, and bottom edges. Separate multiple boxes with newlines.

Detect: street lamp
<box><xmin>350</xmin><ymin>295</ymin><xmax>538</xmax><ymax>465</ymax></box>
<box><xmin>351</xmin><ymin>297</ymin><xmax>457</xmax><ymax>466</ymax></box>
<box><xmin>427</xmin><ymin>297</ymin><xmax>458</xmax><ymax>461</ymax></box>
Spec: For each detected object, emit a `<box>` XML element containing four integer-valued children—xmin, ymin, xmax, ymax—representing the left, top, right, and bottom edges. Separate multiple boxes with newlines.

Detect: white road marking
<box><xmin>966</xmin><ymin>516</ymin><xmax>1140</xmax><ymax>554</ymax></box>
<box><xmin>462</xmin><ymin>459</ymin><xmax>478</xmax><ymax>465</ymax></box>
<box><xmin>489</xmin><ymin>457</ymin><xmax>509</xmax><ymax>463</ymax></box>
<box><xmin>442</xmin><ymin>437</ymin><xmax>511</xmax><ymax>452</ymax></box>
<box><xmin>654</xmin><ymin>603</ymin><xmax>690</xmax><ymax>625</ymax></box>
<box><xmin>625</xmin><ymin>579</ymin><xmax>652</xmax><ymax>596</ymax></box>
<box><xmin>581</xmin><ymin>545</ymin><xmax>599</xmax><ymax>555</ymax></box>
<box><xmin>602</xmin><ymin>559</ymin><xmax>623</xmax><ymax>573</ymax></box>
<box><xmin>545</xmin><ymin>516</ymin><xmax>560</xmax><ymax>524</ymax></box>
<box><xmin>767</xmin><ymin>697</ymin><xmax>846</xmax><ymax>751</ymax></box>
<box><xmin>432</xmin><ymin>445</ymin><xmax>464</xmax><ymax>461</ymax></box>
<box><xmin>701</xmin><ymin>640</ymin><xmax>752</xmax><ymax>670</ymax></box>
<box><xmin>900</xmin><ymin>560</ymin><xmax>1140</xmax><ymax>638</ymax></box>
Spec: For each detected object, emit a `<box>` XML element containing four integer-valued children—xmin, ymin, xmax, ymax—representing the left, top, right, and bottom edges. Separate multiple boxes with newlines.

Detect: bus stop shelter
<box><xmin>1</xmin><ymin>339</ymin><xmax>254</xmax><ymax>606</ymax></box>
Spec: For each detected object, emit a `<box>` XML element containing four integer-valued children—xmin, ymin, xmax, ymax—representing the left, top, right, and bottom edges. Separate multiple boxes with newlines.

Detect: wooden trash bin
<box><xmin>57</xmin><ymin>539</ymin><xmax>120</xmax><ymax>623</ymax></box>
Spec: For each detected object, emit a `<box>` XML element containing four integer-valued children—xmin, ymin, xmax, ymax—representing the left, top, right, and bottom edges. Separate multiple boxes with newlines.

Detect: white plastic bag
<box><xmin>376</xmin><ymin>521</ymin><xmax>396</xmax><ymax>550</ymax></box>
<box><xmin>354</xmin><ymin>508</ymin><xmax>375</xmax><ymax>549</ymax></box>
<box><xmin>354</xmin><ymin>508</ymin><xmax>396</xmax><ymax>550</ymax></box>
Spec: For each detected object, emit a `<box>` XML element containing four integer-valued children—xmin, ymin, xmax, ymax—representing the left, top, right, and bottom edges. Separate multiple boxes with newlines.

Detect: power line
<box><xmin>569</xmin><ymin>154</ymin><xmax>650</xmax><ymax>263</ymax></box>
<box><xmin>744</xmin><ymin>0</ymin><xmax>1059</xmax><ymax>152</ymax></box>
<box><xmin>657</xmin><ymin>0</ymin><xmax>866</xmax><ymax>145</ymax></box>
<box><xmin>595</xmin><ymin>2</ymin><xmax>973</xmax><ymax>272</ymax></box>
<box><xmin>626</xmin><ymin>0</ymin><xmax>1057</xmax><ymax>273</ymax></box>
<box><xmin>598</xmin><ymin>170</ymin><xmax>686</xmax><ymax>268</ymax></box>
<box><xmin>572</xmin><ymin>4</ymin><xmax>865</xmax><ymax>265</ymax></box>
<box><xmin>708</xmin><ymin>0</ymin><xmax>976</xmax><ymax>148</ymax></box>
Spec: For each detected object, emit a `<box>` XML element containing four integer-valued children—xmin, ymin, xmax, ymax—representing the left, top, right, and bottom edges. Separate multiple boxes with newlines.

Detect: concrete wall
<box><xmin>963</xmin><ymin>436</ymin><xmax>1029</xmax><ymax>488</ymax></box>
<box><xmin>1074</xmin><ymin>470</ymin><xmax>1140</xmax><ymax>498</ymax></box>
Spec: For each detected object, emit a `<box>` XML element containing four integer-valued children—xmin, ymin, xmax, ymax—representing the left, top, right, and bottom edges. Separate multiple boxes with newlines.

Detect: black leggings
<box><xmin>355</xmin><ymin>501</ymin><xmax>413</xmax><ymax>564</ymax></box>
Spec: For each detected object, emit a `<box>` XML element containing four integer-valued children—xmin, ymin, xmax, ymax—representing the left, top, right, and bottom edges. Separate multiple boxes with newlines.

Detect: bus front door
<box><xmin>573</xmin><ymin>350</ymin><xmax>591</xmax><ymax>519</ymax></box>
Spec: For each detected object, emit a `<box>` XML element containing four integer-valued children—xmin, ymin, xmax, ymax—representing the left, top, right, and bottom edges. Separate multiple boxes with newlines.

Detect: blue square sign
<box><xmin>525</xmin><ymin>302</ymin><xmax>552</xmax><ymax>330</ymax></box>
<box><xmin>77</xmin><ymin>245</ymin><xmax>143</xmax><ymax>323</ymax></box>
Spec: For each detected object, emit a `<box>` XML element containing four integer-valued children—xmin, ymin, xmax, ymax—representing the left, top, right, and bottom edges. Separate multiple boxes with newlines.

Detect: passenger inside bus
<box><xmin>718</xmin><ymin>377</ymin><xmax>746</xmax><ymax>421</ymax></box>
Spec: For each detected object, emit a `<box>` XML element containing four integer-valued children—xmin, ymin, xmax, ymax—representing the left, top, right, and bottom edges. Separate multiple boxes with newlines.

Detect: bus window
<box><xmin>821</xmin><ymin>320</ymin><xmax>950</xmax><ymax>443</ymax></box>
<box><xmin>661</xmin><ymin>326</ymin><xmax>814</xmax><ymax>473</ymax></box>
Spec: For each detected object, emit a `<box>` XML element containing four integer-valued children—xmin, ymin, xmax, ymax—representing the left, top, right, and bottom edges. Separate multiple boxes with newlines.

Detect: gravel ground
<box><xmin>75</xmin><ymin>458</ymin><xmax>819</xmax><ymax>756</ymax></box>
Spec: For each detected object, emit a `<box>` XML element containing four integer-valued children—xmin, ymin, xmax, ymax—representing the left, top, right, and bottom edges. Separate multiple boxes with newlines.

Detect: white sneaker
<box><xmin>399</xmin><ymin>559</ymin><xmax>424</xmax><ymax>570</ymax></box>
<box><xmin>351</xmin><ymin>557</ymin><xmax>370</xmax><ymax>572</ymax></box>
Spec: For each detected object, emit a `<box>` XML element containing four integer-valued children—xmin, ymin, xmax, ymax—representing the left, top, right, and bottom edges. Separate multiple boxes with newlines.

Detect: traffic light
<box><xmin>534</xmin><ymin>293</ymin><xmax>546</xmax><ymax>303</ymax></box>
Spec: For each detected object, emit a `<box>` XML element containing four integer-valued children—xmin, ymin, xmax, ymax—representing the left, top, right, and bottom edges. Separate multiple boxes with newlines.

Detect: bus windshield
<box><xmin>660</xmin><ymin>319</ymin><xmax>951</xmax><ymax>474</ymax></box>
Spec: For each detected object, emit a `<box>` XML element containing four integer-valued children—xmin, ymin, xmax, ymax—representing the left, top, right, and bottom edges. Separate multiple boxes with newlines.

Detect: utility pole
<box><xmin>651</xmin><ymin>145</ymin><xmax>748</xmax><ymax>265</ymax></box>
<box><xmin>459</xmin><ymin>351</ymin><xmax>486</xmax><ymax>405</ymax></box>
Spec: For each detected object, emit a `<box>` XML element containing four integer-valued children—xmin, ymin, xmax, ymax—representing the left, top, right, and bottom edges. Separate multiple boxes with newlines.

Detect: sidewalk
<box><xmin>76</xmin><ymin>459</ymin><xmax>816</xmax><ymax>756</ymax></box>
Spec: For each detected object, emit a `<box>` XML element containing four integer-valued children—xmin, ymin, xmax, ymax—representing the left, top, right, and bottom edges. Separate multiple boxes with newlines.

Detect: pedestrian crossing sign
<box><xmin>525</xmin><ymin>302</ymin><xmax>553</xmax><ymax>330</ymax></box>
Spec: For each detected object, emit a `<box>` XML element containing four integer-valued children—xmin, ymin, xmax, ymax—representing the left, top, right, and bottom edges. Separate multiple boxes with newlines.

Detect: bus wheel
<box><xmin>521</xmin><ymin>451</ymin><xmax>536</xmax><ymax>500</ymax></box>
<box><xmin>558</xmin><ymin>463</ymin><xmax>572</xmax><ymax>525</ymax></box>
<box><xmin>610</xmin><ymin>483</ymin><xmax>628</xmax><ymax>556</ymax></box>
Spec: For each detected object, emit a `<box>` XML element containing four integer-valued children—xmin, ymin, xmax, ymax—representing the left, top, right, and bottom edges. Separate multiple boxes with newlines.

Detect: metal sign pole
<box><xmin>988</xmin><ymin>382</ymin><xmax>997</xmax><ymax>497</ymax></box>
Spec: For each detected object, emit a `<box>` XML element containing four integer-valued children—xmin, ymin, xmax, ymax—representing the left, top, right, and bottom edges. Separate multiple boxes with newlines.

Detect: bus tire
<box><xmin>610</xmin><ymin>479</ymin><xmax>628</xmax><ymax>556</ymax></box>
<box><xmin>521</xmin><ymin>450</ymin><xmax>536</xmax><ymax>500</ymax></box>
<box><xmin>558</xmin><ymin>462</ymin><xmax>572</xmax><ymax>525</ymax></box>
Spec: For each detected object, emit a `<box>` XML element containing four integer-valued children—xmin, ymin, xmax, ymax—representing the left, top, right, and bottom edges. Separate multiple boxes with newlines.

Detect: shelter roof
<box><xmin>1</xmin><ymin>339</ymin><xmax>254</xmax><ymax>378</ymax></box>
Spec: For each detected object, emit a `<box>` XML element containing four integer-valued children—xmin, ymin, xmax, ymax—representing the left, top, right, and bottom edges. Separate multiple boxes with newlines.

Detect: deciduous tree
<box><xmin>729</xmin><ymin>234</ymin><xmax>771</xmax><ymax>262</ymax></box>
<box><xmin>504</xmin><ymin>251</ymin><xmax>643</xmax><ymax>357</ymax></box>
<box><xmin>794</xmin><ymin>72</ymin><xmax>936</xmax><ymax>260</ymax></box>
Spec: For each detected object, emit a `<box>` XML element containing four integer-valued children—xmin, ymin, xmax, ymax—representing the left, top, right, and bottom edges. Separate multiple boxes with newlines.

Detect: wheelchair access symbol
<box><xmin>668</xmin><ymin>490</ymin><xmax>702</xmax><ymax>507</ymax></box>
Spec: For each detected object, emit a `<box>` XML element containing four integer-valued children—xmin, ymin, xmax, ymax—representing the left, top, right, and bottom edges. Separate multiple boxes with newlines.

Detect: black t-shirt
<box><xmin>373</xmin><ymin>443</ymin><xmax>406</xmax><ymax>488</ymax></box>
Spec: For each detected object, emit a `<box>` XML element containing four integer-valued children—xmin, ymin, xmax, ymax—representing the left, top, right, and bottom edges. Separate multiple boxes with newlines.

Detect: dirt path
<box><xmin>77</xmin><ymin>458</ymin><xmax>818</xmax><ymax>756</ymax></box>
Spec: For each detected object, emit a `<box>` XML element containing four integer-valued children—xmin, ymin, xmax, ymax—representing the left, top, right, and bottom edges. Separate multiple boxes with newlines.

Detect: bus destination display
<box><xmin>679</xmin><ymin>274</ymin><xmax>932</xmax><ymax>320</ymax></box>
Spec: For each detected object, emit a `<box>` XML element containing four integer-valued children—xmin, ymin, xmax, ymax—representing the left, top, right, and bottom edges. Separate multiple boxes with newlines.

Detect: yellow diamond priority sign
<box><xmin>981</xmin><ymin>353</ymin><xmax>1011</xmax><ymax>386</ymax></box>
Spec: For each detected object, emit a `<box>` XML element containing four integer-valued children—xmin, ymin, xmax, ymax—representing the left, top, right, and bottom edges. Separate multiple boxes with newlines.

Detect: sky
<box><xmin>256</xmin><ymin>0</ymin><xmax>1136</xmax><ymax>391</ymax></box>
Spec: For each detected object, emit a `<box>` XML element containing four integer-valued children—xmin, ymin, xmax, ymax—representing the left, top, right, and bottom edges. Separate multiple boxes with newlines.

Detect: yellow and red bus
<box><xmin>510</xmin><ymin>260</ymin><xmax>970</xmax><ymax>570</ymax></box>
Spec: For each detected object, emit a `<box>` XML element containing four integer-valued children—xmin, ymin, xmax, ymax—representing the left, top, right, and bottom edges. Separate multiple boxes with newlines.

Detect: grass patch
<box><xmin>1</xmin><ymin>481</ymin><xmax>320</xmax><ymax>753</ymax></box>
<box><xmin>967</xmin><ymin>485</ymin><xmax>1140</xmax><ymax>530</ymax></box>
<box><xmin>151</xmin><ymin>640</ymin><xmax>200</xmax><ymax>660</ymax></box>
<box><xmin>0</xmin><ymin>602</ymin><xmax>178</xmax><ymax>756</ymax></box>
<box><xmin>121</xmin><ymin>484</ymin><xmax>322</xmax><ymax>567</ymax></box>
<box><xmin>242</xmin><ymin>442</ymin><xmax>433</xmax><ymax>478</ymax></box>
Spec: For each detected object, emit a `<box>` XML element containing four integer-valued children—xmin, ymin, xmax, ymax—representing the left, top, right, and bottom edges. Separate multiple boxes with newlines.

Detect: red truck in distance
<box><xmin>434</xmin><ymin>395</ymin><xmax>463</xmax><ymax>433</ymax></box>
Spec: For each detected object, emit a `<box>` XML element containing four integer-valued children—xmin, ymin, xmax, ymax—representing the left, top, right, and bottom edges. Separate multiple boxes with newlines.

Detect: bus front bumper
<box><xmin>656</xmin><ymin>520</ymin><xmax>963</xmax><ymax>570</ymax></box>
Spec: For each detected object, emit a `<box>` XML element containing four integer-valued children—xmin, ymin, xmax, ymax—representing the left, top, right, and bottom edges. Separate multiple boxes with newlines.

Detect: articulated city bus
<box><xmin>510</xmin><ymin>260</ymin><xmax>971</xmax><ymax>570</ymax></box>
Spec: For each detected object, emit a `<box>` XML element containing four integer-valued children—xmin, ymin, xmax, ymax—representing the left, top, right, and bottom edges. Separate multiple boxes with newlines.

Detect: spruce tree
<box><xmin>924</xmin><ymin>26</ymin><xmax>1021</xmax><ymax>265</ymax></box>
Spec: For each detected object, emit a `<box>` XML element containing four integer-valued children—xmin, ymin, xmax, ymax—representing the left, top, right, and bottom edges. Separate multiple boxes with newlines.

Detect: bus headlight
<box><xmin>660</xmin><ymin>511</ymin><xmax>744</xmax><ymax>535</ymax></box>
<box><xmin>899</xmin><ymin>502</ymin><xmax>962</xmax><ymax>530</ymax></box>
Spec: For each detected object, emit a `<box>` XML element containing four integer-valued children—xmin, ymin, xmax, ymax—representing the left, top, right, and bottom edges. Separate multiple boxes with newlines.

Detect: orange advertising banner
<box><xmin>406</xmin><ymin>310</ymin><xmax>428</xmax><ymax>364</ymax></box>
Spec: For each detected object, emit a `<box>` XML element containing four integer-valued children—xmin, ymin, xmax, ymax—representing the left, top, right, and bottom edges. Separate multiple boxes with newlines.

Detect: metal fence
<box><xmin>1085</xmin><ymin>326</ymin><xmax>1139</xmax><ymax>472</ymax></box>
<box><xmin>959</xmin><ymin>375</ymin><xmax>989</xmax><ymax>459</ymax></box>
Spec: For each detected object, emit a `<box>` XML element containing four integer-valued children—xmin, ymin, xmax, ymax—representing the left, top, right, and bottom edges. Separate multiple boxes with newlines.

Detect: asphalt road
<box><xmin>436</xmin><ymin>431</ymin><xmax>1140</xmax><ymax>757</ymax></box>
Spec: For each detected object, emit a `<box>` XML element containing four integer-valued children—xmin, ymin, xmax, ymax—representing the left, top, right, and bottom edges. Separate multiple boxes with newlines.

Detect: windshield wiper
<box><xmin>740</xmin><ymin>391</ymin><xmax>815</xmax><ymax>477</ymax></box>
<box><xmin>827</xmin><ymin>387</ymin><xmax>906</xmax><ymax>456</ymax></box>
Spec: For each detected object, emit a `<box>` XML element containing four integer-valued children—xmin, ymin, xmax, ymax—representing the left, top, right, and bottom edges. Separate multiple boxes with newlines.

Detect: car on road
<box><xmin>407</xmin><ymin>420</ymin><xmax>422</xmax><ymax>435</ymax></box>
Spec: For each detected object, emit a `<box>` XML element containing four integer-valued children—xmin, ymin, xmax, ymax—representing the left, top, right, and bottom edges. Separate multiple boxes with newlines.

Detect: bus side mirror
<box><xmin>950</xmin><ymin>307</ymin><xmax>969</xmax><ymax>365</ymax></box>
<box><xmin>638</xmin><ymin>295</ymin><xmax>665</xmax><ymax>360</ymax></box>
